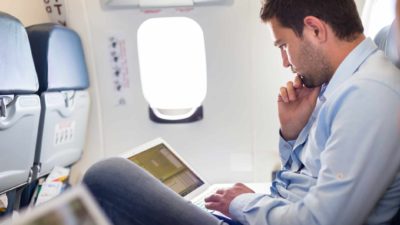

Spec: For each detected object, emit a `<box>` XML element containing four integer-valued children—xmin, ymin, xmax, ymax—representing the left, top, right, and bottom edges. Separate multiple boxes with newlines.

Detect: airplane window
<box><xmin>362</xmin><ymin>0</ymin><xmax>396</xmax><ymax>38</ymax></box>
<box><xmin>137</xmin><ymin>17</ymin><xmax>207</xmax><ymax>123</ymax></box>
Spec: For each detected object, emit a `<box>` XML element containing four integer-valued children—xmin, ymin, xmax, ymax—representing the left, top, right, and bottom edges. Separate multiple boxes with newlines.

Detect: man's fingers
<box><xmin>278</xmin><ymin>95</ymin><xmax>284</xmax><ymax>102</ymax></box>
<box><xmin>280</xmin><ymin>76</ymin><xmax>305</xmax><ymax>103</ymax></box>
<box><xmin>204</xmin><ymin>202</ymin><xmax>221</xmax><ymax>210</ymax></box>
<box><xmin>286</xmin><ymin>81</ymin><xmax>297</xmax><ymax>101</ymax></box>
<box><xmin>216</xmin><ymin>189</ymin><xmax>225</xmax><ymax>194</ymax></box>
<box><xmin>294</xmin><ymin>75</ymin><xmax>303</xmax><ymax>88</ymax></box>
<box><xmin>233</xmin><ymin>183</ymin><xmax>245</xmax><ymax>187</ymax></box>
<box><xmin>205</xmin><ymin>194</ymin><xmax>223</xmax><ymax>203</ymax></box>
<box><xmin>280</xmin><ymin>82</ymin><xmax>297</xmax><ymax>103</ymax></box>
<box><xmin>280</xmin><ymin>87</ymin><xmax>289</xmax><ymax>103</ymax></box>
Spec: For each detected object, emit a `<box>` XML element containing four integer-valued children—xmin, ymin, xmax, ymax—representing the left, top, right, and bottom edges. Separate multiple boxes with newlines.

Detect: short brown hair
<box><xmin>260</xmin><ymin>0</ymin><xmax>364</xmax><ymax>41</ymax></box>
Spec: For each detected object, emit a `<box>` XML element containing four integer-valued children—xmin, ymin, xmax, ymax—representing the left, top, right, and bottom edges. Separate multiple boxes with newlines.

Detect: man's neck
<box><xmin>329</xmin><ymin>34</ymin><xmax>366</xmax><ymax>71</ymax></box>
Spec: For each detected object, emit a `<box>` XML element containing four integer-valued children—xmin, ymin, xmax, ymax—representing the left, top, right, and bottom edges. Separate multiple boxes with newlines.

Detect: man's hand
<box><xmin>279</xmin><ymin>76</ymin><xmax>321</xmax><ymax>140</ymax></box>
<box><xmin>204</xmin><ymin>183</ymin><xmax>255</xmax><ymax>218</ymax></box>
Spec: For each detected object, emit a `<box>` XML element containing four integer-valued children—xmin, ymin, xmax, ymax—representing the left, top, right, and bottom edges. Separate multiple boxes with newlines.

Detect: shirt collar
<box><xmin>322</xmin><ymin>37</ymin><xmax>378</xmax><ymax>99</ymax></box>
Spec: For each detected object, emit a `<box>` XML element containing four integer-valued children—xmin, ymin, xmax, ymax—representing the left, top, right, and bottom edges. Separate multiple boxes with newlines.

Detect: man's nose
<box><xmin>280</xmin><ymin>49</ymin><xmax>290</xmax><ymax>68</ymax></box>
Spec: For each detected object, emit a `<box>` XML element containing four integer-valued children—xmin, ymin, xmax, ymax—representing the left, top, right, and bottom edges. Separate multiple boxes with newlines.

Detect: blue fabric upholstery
<box><xmin>374</xmin><ymin>21</ymin><xmax>400</xmax><ymax>225</ymax></box>
<box><xmin>374</xmin><ymin>21</ymin><xmax>400</xmax><ymax>68</ymax></box>
<box><xmin>27</xmin><ymin>24</ymin><xmax>89</xmax><ymax>93</ymax></box>
<box><xmin>0</xmin><ymin>12</ymin><xmax>38</xmax><ymax>94</ymax></box>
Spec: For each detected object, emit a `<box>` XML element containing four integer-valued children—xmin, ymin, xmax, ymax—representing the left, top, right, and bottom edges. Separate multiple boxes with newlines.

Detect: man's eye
<box><xmin>279</xmin><ymin>44</ymin><xmax>287</xmax><ymax>50</ymax></box>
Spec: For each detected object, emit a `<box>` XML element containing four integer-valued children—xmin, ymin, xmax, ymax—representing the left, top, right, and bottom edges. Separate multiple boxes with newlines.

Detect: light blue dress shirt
<box><xmin>229</xmin><ymin>38</ymin><xmax>400</xmax><ymax>225</ymax></box>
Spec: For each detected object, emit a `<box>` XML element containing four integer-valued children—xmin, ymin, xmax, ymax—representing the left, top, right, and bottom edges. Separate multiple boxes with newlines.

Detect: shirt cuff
<box><xmin>229</xmin><ymin>193</ymin><xmax>268</xmax><ymax>223</ymax></box>
<box><xmin>278</xmin><ymin>131</ymin><xmax>295</xmax><ymax>166</ymax></box>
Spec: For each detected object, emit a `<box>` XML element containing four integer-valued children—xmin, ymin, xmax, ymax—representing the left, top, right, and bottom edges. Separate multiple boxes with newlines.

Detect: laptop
<box><xmin>119</xmin><ymin>138</ymin><xmax>268</xmax><ymax>209</ymax></box>
<box><xmin>6</xmin><ymin>185</ymin><xmax>111</xmax><ymax>225</ymax></box>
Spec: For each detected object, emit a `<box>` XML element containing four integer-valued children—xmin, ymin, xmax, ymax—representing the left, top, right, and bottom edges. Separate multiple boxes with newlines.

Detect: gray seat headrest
<box><xmin>374</xmin><ymin>21</ymin><xmax>400</xmax><ymax>68</ymax></box>
<box><xmin>0</xmin><ymin>12</ymin><xmax>38</xmax><ymax>94</ymax></box>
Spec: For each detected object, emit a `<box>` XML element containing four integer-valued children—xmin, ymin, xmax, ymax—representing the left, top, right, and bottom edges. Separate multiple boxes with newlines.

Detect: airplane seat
<box><xmin>374</xmin><ymin>20</ymin><xmax>400</xmax><ymax>225</ymax></box>
<box><xmin>0</xmin><ymin>12</ymin><xmax>41</xmax><ymax>194</ymax></box>
<box><xmin>374</xmin><ymin>21</ymin><xmax>400</xmax><ymax>68</ymax></box>
<box><xmin>26</xmin><ymin>24</ymin><xmax>90</xmax><ymax>179</ymax></box>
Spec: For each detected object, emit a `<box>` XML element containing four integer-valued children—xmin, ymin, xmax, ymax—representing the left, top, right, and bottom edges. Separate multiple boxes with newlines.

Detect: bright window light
<box><xmin>362</xmin><ymin>0</ymin><xmax>396</xmax><ymax>38</ymax></box>
<box><xmin>137</xmin><ymin>17</ymin><xmax>207</xmax><ymax>121</ymax></box>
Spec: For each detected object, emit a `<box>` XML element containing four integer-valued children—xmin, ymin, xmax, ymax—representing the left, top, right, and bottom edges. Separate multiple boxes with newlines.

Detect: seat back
<box><xmin>374</xmin><ymin>21</ymin><xmax>400</xmax><ymax>68</ymax></box>
<box><xmin>0</xmin><ymin>12</ymin><xmax>41</xmax><ymax>193</ymax></box>
<box><xmin>27</xmin><ymin>24</ymin><xmax>90</xmax><ymax>178</ymax></box>
<box><xmin>374</xmin><ymin>21</ymin><xmax>400</xmax><ymax>225</ymax></box>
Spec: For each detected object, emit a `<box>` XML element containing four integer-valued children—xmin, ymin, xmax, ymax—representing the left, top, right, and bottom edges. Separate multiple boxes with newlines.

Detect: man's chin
<box><xmin>298</xmin><ymin>74</ymin><xmax>313</xmax><ymax>88</ymax></box>
<box><xmin>300</xmin><ymin>76</ymin><xmax>320</xmax><ymax>88</ymax></box>
<box><xmin>303</xmin><ymin>83</ymin><xmax>316</xmax><ymax>88</ymax></box>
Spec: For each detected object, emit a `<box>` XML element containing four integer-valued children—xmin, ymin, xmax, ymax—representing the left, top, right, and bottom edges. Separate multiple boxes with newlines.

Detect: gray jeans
<box><xmin>83</xmin><ymin>157</ymin><xmax>227</xmax><ymax>225</ymax></box>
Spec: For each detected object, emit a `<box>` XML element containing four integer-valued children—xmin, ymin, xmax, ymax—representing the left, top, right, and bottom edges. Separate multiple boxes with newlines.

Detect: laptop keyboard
<box><xmin>191</xmin><ymin>186</ymin><xmax>221</xmax><ymax>211</ymax></box>
<box><xmin>192</xmin><ymin>198</ymin><xmax>207</xmax><ymax>209</ymax></box>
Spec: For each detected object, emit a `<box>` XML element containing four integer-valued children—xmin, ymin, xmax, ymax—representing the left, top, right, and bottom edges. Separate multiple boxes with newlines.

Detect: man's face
<box><xmin>268</xmin><ymin>18</ymin><xmax>333</xmax><ymax>88</ymax></box>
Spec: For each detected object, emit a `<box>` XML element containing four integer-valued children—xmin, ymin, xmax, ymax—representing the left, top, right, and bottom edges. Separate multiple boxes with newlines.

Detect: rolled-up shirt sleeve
<box><xmin>278</xmin><ymin>133</ymin><xmax>295</xmax><ymax>167</ymax></box>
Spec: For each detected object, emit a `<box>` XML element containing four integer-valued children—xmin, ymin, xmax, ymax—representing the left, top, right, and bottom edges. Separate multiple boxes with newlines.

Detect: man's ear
<box><xmin>303</xmin><ymin>16</ymin><xmax>328</xmax><ymax>42</ymax></box>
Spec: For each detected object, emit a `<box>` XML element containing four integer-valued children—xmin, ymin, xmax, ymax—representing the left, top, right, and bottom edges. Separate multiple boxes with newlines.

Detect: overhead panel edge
<box><xmin>100</xmin><ymin>0</ymin><xmax>233</xmax><ymax>10</ymax></box>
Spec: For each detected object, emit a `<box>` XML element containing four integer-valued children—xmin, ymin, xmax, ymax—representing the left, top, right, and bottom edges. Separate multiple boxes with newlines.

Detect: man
<box><xmin>83</xmin><ymin>0</ymin><xmax>400</xmax><ymax>224</ymax></box>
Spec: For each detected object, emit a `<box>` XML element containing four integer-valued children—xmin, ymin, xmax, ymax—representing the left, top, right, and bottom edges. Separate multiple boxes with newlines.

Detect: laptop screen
<box><xmin>127</xmin><ymin>143</ymin><xmax>205</xmax><ymax>196</ymax></box>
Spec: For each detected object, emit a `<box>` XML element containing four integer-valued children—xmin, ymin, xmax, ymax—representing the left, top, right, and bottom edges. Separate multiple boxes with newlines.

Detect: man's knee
<box><xmin>83</xmin><ymin>157</ymin><xmax>135</xmax><ymax>194</ymax></box>
<box><xmin>83</xmin><ymin>157</ymin><xmax>159</xmax><ymax>195</ymax></box>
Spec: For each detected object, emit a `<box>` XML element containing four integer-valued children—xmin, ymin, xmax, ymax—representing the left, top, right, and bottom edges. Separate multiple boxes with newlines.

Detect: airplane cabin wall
<box><xmin>67</xmin><ymin>0</ymin><xmax>369</xmax><ymax>184</ymax></box>
<box><xmin>0</xmin><ymin>0</ymin><xmax>50</xmax><ymax>26</ymax></box>
<box><xmin>68</xmin><ymin>0</ymin><xmax>263</xmax><ymax>184</ymax></box>
<box><xmin>0</xmin><ymin>0</ymin><xmax>368</xmax><ymax>185</ymax></box>
<box><xmin>355</xmin><ymin>0</ymin><xmax>366</xmax><ymax>14</ymax></box>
